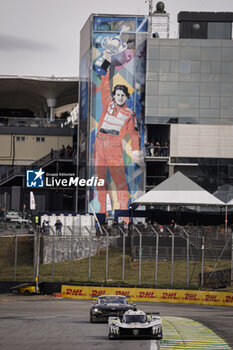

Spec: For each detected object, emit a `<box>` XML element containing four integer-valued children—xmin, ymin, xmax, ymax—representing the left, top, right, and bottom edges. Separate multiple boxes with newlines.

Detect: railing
<box><xmin>0</xmin><ymin>150</ymin><xmax>74</xmax><ymax>185</ymax></box>
<box><xmin>0</xmin><ymin>117</ymin><xmax>68</xmax><ymax>128</ymax></box>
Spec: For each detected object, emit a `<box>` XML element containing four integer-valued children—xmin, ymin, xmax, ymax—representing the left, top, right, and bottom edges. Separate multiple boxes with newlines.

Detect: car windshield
<box><xmin>98</xmin><ymin>297</ymin><xmax>127</xmax><ymax>304</ymax></box>
<box><xmin>124</xmin><ymin>315</ymin><xmax>147</xmax><ymax>323</ymax></box>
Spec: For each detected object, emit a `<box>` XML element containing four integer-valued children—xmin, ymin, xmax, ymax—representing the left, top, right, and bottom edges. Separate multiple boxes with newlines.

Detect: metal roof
<box><xmin>0</xmin><ymin>75</ymin><xmax>79</xmax><ymax>116</ymax></box>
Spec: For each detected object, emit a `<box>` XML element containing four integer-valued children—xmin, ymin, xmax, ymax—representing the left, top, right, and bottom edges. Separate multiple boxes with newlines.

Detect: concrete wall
<box><xmin>41</xmin><ymin>236</ymin><xmax>118</xmax><ymax>264</ymax></box>
<box><xmin>0</xmin><ymin>134</ymin><xmax>73</xmax><ymax>166</ymax></box>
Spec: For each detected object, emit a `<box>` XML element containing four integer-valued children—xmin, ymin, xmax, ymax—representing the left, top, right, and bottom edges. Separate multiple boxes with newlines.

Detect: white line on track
<box><xmin>150</xmin><ymin>340</ymin><xmax>160</xmax><ymax>350</ymax></box>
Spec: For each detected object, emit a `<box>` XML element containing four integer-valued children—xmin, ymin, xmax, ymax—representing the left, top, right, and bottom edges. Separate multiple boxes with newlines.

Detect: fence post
<box><xmin>84</xmin><ymin>226</ymin><xmax>92</xmax><ymax>281</ymax></box>
<box><xmin>49</xmin><ymin>226</ymin><xmax>56</xmax><ymax>281</ymax></box>
<box><xmin>35</xmin><ymin>230</ymin><xmax>40</xmax><ymax>294</ymax></box>
<box><xmin>14</xmin><ymin>229</ymin><xmax>18</xmax><ymax>281</ymax></box>
<box><xmin>231</xmin><ymin>230</ymin><xmax>233</xmax><ymax>287</ymax></box>
<box><xmin>201</xmin><ymin>234</ymin><xmax>205</xmax><ymax>287</ymax></box>
<box><xmin>67</xmin><ymin>226</ymin><xmax>74</xmax><ymax>281</ymax></box>
<box><xmin>33</xmin><ymin>230</ymin><xmax>36</xmax><ymax>281</ymax></box>
<box><xmin>167</xmin><ymin>227</ymin><xmax>174</xmax><ymax>287</ymax></box>
<box><xmin>134</xmin><ymin>226</ymin><xmax>142</xmax><ymax>285</ymax></box>
<box><xmin>151</xmin><ymin>225</ymin><xmax>159</xmax><ymax>285</ymax></box>
<box><xmin>182</xmin><ymin>228</ymin><xmax>190</xmax><ymax>287</ymax></box>
<box><xmin>102</xmin><ymin>226</ymin><xmax>109</xmax><ymax>283</ymax></box>
<box><xmin>118</xmin><ymin>226</ymin><xmax>126</xmax><ymax>283</ymax></box>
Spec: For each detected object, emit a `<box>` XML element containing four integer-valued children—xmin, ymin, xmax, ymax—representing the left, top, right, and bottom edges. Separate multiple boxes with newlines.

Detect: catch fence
<box><xmin>0</xmin><ymin>224</ymin><xmax>232</xmax><ymax>289</ymax></box>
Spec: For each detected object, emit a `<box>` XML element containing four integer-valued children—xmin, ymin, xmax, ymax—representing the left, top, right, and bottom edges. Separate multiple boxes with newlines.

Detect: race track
<box><xmin>0</xmin><ymin>295</ymin><xmax>232</xmax><ymax>350</ymax></box>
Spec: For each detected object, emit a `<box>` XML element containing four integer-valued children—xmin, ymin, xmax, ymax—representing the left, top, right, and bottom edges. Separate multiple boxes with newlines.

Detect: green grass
<box><xmin>0</xmin><ymin>246</ymin><xmax>231</xmax><ymax>289</ymax></box>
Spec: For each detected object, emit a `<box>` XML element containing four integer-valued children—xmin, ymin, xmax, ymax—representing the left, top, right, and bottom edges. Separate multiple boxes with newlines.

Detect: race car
<box><xmin>10</xmin><ymin>282</ymin><xmax>40</xmax><ymax>295</ymax></box>
<box><xmin>108</xmin><ymin>309</ymin><xmax>162</xmax><ymax>340</ymax></box>
<box><xmin>90</xmin><ymin>295</ymin><xmax>136</xmax><ymax>323</ymax></box>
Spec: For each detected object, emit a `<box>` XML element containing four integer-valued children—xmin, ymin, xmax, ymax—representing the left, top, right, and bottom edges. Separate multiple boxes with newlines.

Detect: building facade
<box><xmin>79</xmin><ymin>10</ymin><xmax>233</xmax><ymax>216</ymax></box>
<box><xmin>145</xmin><ymin>12</ymin><xmax>233</xmax><ymax>199</ymax></box>
<box><xmin>0</xmin><ymin>77</ymin><xmax>78</xmax><ymax>213</ymax></box>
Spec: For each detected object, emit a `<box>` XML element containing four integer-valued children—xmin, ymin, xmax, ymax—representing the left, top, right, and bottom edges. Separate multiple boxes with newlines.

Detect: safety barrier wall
<box><xmin>61</xmin><ymin>285</ymin><xmax>233</xmax><ymax>307</ymax></box>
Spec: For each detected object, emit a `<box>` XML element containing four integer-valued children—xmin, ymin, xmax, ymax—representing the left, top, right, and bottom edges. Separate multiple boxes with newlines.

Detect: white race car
<box><xmin>108</xmin><ymin>309</ymin><xmax>162</xmax><ymax>340</ymax></box>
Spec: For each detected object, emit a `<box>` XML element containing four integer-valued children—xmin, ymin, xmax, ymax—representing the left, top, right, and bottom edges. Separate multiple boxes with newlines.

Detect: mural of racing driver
<box><xmin>93</xmin><ymin>55</ymin><xmax>142</xmax><ymax>217</ymax></box>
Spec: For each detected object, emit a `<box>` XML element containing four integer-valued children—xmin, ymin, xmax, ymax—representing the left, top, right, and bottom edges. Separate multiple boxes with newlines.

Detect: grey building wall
<box><xmin>170</xmin><ymin>124</ymin><xmax>233</xmax><ymax>159</ymax></box>
<box><xmin>145</xmin><ymin>38</ymin><xmax>233</xmax><ymax>126</ymax></box>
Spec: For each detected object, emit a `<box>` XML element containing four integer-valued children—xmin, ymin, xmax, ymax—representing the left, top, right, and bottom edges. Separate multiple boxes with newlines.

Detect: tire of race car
<box><xmin>24</xmin><ymin>291</ymin><xmax>30</xmax><ymax>296</ymax></box>
<box><xmin>90</xmin><ymin>314</ymin><xmax>94</xmax><ymax>323</ymax></box>
<box><xmin>108</xmin><ymin>334</ymin><xmax>115</xmax><ymax>340</ymax></box>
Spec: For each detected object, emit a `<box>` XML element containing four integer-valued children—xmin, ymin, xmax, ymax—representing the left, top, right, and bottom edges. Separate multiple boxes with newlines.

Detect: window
<box><xmin>207</xmin><ymin>22</ymin><xmax>231</xmax><ymax>39</ymax></box>
<box><xmin>16</xmin><ymin>136</ymin><xmax>25</xmax><ymax>141</ymax></box>
<box><xmin>36</xmin><ymin>137</ymin><xmax>45</xmax><ymax>142</ymax></box>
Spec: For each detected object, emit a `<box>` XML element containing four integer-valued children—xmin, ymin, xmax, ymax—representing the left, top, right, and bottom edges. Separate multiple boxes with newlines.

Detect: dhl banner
<box><xmin>61</xmin><ymin>285</ymin><xmax>233</xmax><ymax>307</ymax></box>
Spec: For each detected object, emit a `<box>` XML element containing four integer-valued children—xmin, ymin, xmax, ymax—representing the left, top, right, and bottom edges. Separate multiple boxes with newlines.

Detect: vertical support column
<box><xmin>169</xmin><ymin>164</ymin><xmax>174</xmax><ymax>177</ymax></box>
<box><xmin>47</xmin><ymin>99</ymin><xmax>56</xmax><ymax>122</ymax></box>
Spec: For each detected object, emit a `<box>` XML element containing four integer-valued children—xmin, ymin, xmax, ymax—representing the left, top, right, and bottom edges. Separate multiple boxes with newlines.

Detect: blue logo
<box><xmin>26</xmin><ymin>169</ymin><xmax>45</xmax><ymax>188</ymax></box>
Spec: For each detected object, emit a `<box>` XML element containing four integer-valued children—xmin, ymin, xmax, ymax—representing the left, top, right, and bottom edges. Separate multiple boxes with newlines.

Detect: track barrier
<box><xmin>61</xmin><ymin>284</ymin><xmax>233</xmax><ymax>307</ymax></box>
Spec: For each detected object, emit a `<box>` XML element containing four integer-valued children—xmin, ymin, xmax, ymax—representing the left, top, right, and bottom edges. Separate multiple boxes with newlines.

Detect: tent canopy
<box><xmin>226</xmin><ymin>198</ymin><xmax>233</xmax><ymax>206</ymax></box>
<box><xmin>132</xmin><ymin>172</ymin><xmax>225</xmax><ymax>207</ymax></box>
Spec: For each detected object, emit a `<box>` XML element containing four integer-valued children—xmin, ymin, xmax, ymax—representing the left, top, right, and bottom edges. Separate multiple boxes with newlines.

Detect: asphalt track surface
<box><xmin>0</xmin><ymin>294</ymin><xmax>233</xmax><ymax>350</ymax></box>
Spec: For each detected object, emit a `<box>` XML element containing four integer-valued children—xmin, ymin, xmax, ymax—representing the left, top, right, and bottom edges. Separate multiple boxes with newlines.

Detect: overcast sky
<box><xmin>0</xmin><ymin>0</ymin><xmax>232</xmax><ymax>77</ymax></box>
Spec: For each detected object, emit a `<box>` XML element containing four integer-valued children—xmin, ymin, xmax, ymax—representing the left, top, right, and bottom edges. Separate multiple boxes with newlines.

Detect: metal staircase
<box><xmin>0</xmin><ymin>150</ymin><xmax>74</xmax><ymax>186</ymax></box>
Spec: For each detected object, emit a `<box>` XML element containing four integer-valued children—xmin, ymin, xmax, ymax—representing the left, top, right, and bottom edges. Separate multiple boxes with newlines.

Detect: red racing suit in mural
<box><xmin>94</xmin><ymin>71</ymin><xmax>140</xmax><ymax>213</ymax></box>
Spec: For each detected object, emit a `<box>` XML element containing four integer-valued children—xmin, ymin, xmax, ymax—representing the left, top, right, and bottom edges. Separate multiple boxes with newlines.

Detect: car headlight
<box><xmin>93</xmin><ymin>308</ymin><xmax>102</xmax><ymax>313</ymax></box>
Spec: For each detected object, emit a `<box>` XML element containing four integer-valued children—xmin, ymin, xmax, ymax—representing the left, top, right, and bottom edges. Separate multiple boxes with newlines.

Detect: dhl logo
<box><xmin>92</xmin><ymin>290</ymin><xmax>106</xmax><ymax>296</ymax></box>
<box><xmin>184</xmin><ymin>293</ymin><xmax>198</xmax><ymax>301</ymax></box>
<box><xmin>162</xmin><ymin>292</ymin><xmax>178</xmax><ymax>300</ymax></box>
<box><xmin>139</xmin><ymin>291</ymin><xmax>156</xmax><ymax>298</ymax></box>
<box><xmin>204</xmin><ymin>295</ymin><xmax>217</xmax><ymax>302</ymax></box>
<box><xmin>224</xmin><ymin>296</ymin><xmax>233</xmax><ymax>303</ymax></box>
<box><xmin>115</xmin><ymin>291</ymin><xmax>130</xmax><ymax>297</ymax></box>
<box><xmin>65</xmin><ymin>288</ymin><xmax>84</xmax><ymax>296</ymax></box>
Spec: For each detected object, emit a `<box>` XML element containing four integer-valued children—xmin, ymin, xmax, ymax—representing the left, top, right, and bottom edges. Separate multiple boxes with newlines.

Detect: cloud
<box><xmin>0</xmin><ymin>34</ymin><xmax>58</xmax><ymax>52</ymax></box>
